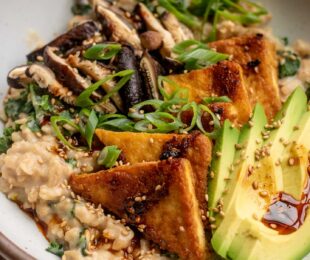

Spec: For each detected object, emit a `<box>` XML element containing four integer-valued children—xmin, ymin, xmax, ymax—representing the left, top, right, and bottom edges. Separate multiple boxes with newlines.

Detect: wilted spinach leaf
<box><xmin>278</xmin><ymin>51</ymin><xmax>301</xmax><ymax>79</ymax></box>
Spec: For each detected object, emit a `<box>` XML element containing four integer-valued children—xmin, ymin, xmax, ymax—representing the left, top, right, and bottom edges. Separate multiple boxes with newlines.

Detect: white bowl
<box><xmin>0</xmin><ymin>0</ymin><xmax>309</xmax><ymax>259</ymax></box>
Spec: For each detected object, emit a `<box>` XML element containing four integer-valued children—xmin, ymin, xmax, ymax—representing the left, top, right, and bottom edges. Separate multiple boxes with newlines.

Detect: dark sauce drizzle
<box><xmin>262</xmin><ymin>169</ymin><xmax>310</xmax><ymax>235</ymax></box>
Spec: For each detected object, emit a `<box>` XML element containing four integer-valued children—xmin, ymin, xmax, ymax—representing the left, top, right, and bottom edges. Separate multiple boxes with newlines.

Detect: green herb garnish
<box><xmin>4</xmin><ymin>89</ymin><xmax>33</xmax><ymax>120</ymax></box>
<box><xmin>97</xmin><ymin>77</ymin><xmax>227</xmax><ymax>139</ymax></box>
<box><xmin>76</xmin><ymin>70</ymin><xmax>134</xmax><ymax>108</ymax></box>
<box><xmin>46</xmin><ymin>241</ymin><xmax>64</xmax><ymax>257</ymax></box>
<box><xmin>172</xmin><ymin>40</ymin><xmax>229</xmax><ymax>70</ymax></box>
<box><xmin>66</xmin><ymin>158</ymin><xmax>77</xmax><ymax>168</ymax></box>
<box><xmin>203</xmin><ymin>96</ymin><xmax>232</xmax><ymax>104</ymax></box>
<box><xmin>51</xmin><ymin>109</ymin><xmax>99</xmax><ymax>150</ymax></box>
<box><xmin>278</xmin><ymin>51</ymin><xmax>301</xmax><ymax>79</ymax></box>
<box><xmin>98</xmin><ymin>145</ymin><xmax>122</xmax><ymax>168</ymax></box>
<box><xmin>84</xmin><ymin>43</ymin><xmax>122</xmax><ymax>60</ymax></box>
<box><xmin>0</xmin><ymin>127</ymin><xmax>15</xmax><ymax>154</ymax></box>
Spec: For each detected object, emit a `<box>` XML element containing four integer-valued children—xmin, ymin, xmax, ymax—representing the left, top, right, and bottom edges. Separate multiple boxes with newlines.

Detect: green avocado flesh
<box><xmin>208</xmin><ymin>120</ymin><xmax>239</xmax><ymax>219</ymax></box>
<box><xmin>210</xmin><ymin>87</ymin><xmax>310</xmax><ymax>259</ymax></box>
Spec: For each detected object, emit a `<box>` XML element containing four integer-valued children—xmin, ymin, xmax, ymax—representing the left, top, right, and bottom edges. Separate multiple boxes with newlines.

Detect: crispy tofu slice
<box><xmin>209</xmin><ymin>34</ymin><xmax>280</xmax><ymax>119</ymax></box>
<box><xmin>69</xmin><ymin>159</ymin><xmax>208</xmax><ymax>260</ymax></box>
<box><xmin>95</xmin><ymin>129</ymin><xmax>212</xmax><ymax>215</ymax></box>
<box><xmin>165</xmin><ymin>60</ymin><xmax>252</xmax><ymax>126</ymax></box>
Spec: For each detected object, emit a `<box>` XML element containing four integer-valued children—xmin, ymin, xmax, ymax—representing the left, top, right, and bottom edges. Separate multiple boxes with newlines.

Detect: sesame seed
<box><xmin>155</xmin><ymin>185</ymin><xmax>162</xmax><ymax>191</ymax></box>
<box><xmin>129</xmin><ymin>108</ymin><xmax>136</xmax><ymax>113</ymax></box>
<box><xmin>149</xmin><ymin>138</ymin><xmax>154</xmax><ymax>144</ymax></box>
<box><xmin>135</xmin><ymin>197</ymin><xmax>142</xmax><ymax>202</ymax></box>
<box><xmin>210</xmin><ymin>224</ymin><xmax>217</xmax><ymax>229</ymax></box>
<box><xmin>252</xmin><ymin>181</ymin><xmax>258</xmax><ymax>190</ymax></box>
<box><xmin>209</xmin><ymin>171</ymin><xmax>215</xmax><ymax>178</ymax></box>
<box><xmin>213</xmin><ymin>208</ymin><xmax>219</xmax><ymax>213</ymax></box>
<box><xmin>259</xmin><ymin>190</ymin><xmax>268</xmax><ymax>197</ymax></box>
<box><xmin>205</xmin><ymin>194</ymin><xmax>209</xmax><ymax>202</ymax></box>
<box><xmin>179</xmin><ymin>226</ymin><xmax>185</xmax><ymax>232</ymax></box>
<box><xmin>219</xmin><ymin>211</ymin><xmax>225</xmax><ymax>217</ymax></box>
<box><xmin>216</xmin><ymin>151</ymin><xmax>222</xmax><ymax>157</ymax></box>
<box><xmin>252</xmin><ymin>213</ymin><xmax>258</xmax><ymax>220</ymax></box>
<box><xmin>209</xmin><ymin>217</ymin><xmax>216</xmax><ymax>222</ymax></box>
<box><xmin>288</xmin><ymin>157</ymin><xmax>295</xmax><ymax>166</ymax></box>
<box><xmin>235</xmin><ymin>143</ymin><xmax>243</xmax><ymax>150</ymax></box>
<box><xmin>270</xmin><ymin>223</ymin><xmax>277</xmax><ymax>229</ymax></box>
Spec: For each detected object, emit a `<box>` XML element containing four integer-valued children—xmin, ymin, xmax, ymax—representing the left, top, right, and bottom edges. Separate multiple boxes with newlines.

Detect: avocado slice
<box><xmin>211</xmin><ymin>88</ymin><xmax>308</xmax><ymax>258</ymax></box>
<box><xmin>211</xmin><ymin>104</ymin><xmax>267</xmax><ymax>256</ymax></box>
<box><xmin>208</xmin><ymin>120</ymin><xmax>239</xmax><ymax>218</ymax></box>
<box><xmin>281</xmin><ymin>111</ymin><xmax>310</xmax><ymax>199</ymax></box>
<box><xmin>228</xmin><ymin>209</ymin><xmax>310</xmax><ymax>260</ymax></box>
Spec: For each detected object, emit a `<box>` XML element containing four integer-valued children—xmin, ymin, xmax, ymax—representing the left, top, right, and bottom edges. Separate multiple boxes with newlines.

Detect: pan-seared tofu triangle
<box><xmin>69</xmin><ymin>130</ymin><xmax>213</xmax><ymax>259</ymax></box>
<box><xmin>163</xmin><ymin>34</ymin><xmax>280</xmax><ymax>126</ymax></box>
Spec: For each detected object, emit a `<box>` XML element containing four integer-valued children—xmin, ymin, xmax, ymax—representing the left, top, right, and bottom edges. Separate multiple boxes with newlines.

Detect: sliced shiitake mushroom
<box><xmin>116</xmin><ymin>45</ymin><xmax>144</xmax><ymax>112</ymax></box>
<box><xmin>7</xmin><ymin>65</ymin><xmax>32</xmax><ymax>89</ymax></box>
<box><xmin>95</xmin><ymin>3</ymin><xmax>142</xmax><ymax>53</ymax></box>
<box><xmin>67</xmin><ymin>54</ymin><xmax>124</xmax><ymax>111</ymax></box>
<box><xmin>136</xmin><ymin>3</ymin><xmax>175</xmax><ymax>57</ymax></box>
<box><xmin>26</xmin><ymin>64</ymin><xmax>76</xmax><ymax>105</ymax></box>
<box><xmin>140</xmin><ymin>52</ymin><xmax>163</xmax><ymax>100</ymax></box>
<box><xmin>27</xmin><ymin>21</ymin><xmax>100</xmax><ymax>62</ymax></box>
<box><xmin>160</xmin><ymin>12</ymin><xmax>194</xmax><ymax>44</ymax></box>
<box><xmin>44</xmin><ymin>46</ymin><xmax>117</xmax><ymax>113</ymax></box>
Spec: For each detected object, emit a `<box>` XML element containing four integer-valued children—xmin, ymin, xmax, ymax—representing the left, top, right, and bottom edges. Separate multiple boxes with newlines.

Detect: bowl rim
<box><xmin>0</xmin><ymin>232</ymin><xmax>35</xmax><ymax>260</ymax></box>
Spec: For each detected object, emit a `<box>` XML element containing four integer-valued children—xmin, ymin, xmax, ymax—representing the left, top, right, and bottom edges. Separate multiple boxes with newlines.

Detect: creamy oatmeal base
<box><xmin>0</xmin><ymin>126</ymin><xmax>165</xmax><ymax>259</ymax></box>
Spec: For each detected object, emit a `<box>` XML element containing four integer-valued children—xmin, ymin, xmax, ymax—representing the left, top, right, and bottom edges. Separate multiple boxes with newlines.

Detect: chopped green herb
<box><xmin>98</xmin><ymin>145</ymin><xmax>122</xmax><ymax>168</ymax></box>
<box><xmin>278</xmin><ymin>51</ymin><xmax>301</xmax><ymax>79</ymax></box>
<box><xmin>281</xmin><ymin>37</ymin><xmax>289</xmax><ymax>46</ymax></box>
<box><xmin>71</xmin><ymin>3</ymin><xmax>92</xmax><ymax>15</ymax></box>
<box><xmin>27</xmin><ymin>115</ymin><xmax>41</xmax><ymax>132</ymax></box>
<box><xmin>0</xmin><ymin>127</ymin><xmax>15</xmax><ymax>154</ymax></box>
<box><xmin>66</xmin><ymin>158</ymin><xmax>77</xmax><ymax>168</ymax></box>
<box><xmin>78</xmin><ymin>233</ymin><xmax>88</xmax><ymax>256</ymax></box>
<box><xmin>46</xmin><ymin>241</ymin><xmax>64</xmax><ymax>257</ymax></box>
<box><xmin>84</xmin><ymin>43</ymin><xmax>122</xmax><ymax>60</ymax></box>
<box><xmin>4</xmin><ymin>89</ymin><xmax>33</xmax><ymax>120</ymax></box>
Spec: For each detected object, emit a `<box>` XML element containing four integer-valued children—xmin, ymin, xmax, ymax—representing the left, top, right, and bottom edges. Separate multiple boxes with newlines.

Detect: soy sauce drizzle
<box><xmin>262</xmin><ymin>169</ymin><xmax>310</xmax><ymax>235</ymax></box>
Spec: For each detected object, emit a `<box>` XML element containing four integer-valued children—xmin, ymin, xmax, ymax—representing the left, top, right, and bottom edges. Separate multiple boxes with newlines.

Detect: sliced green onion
<box><xmin>99</xmin><ymin>118</ymin><xmax>136</xmax><ymax>132</ymax></box>
<box><xmin>84</xmin><ymin>43</ymin><xmax>122</xmax><ymax>60</ymax></box>
<box><xmin>158</xmin><ymin>0</ymin><xmax>201</xmax><ymax>28</ymax></box>
<box><xmin>196</xmin><ymin>104</ymin><xmax>221</xmax><ymax>139</ymax></box>
<box><xmin>177</xmin><ymin>102</ymin><xmax>199</xmax><ymax>132</ymax></box>
<box><xmin>76</xmin><ymin>70</ymin><xmax>134</xmax><ymax>108</ymax></box>
<box><xmin>144</xmin><ymin>112</ymin><xmax>183</xmax><ymax>133</ymax></box>
<box><xmin>84</xmin><ymin>110</ymin><xmax>98</xmax><ymax>149</ymax></box>
<box><xmin>172</xmin><ymin>40</ymin><xmax>206</xmax><ymax>54</ymax></box>
<box><xmin>128</xmin><ymin>100</ymin><xmax>164</xmax><ymax>119</ymax></box>
<box><xmin>98</xmin><ymin>145</ymin><xmax>121</xmax><ymax>168</ymax></box>
<box><xmin>203</xmin><ymin>96</ymin><xmax>232</xmax><ymax>104</ymax></box>
<box><xmin>50</xmin><ymin>115</ymin><xmax>83</xmax><ymax>150</ymax></box>
<box><xmin>177</xmin><ymin>48</ymin><xmax>229</xmax><ymax>70</ymax></box>
<box><xmin>98</xmin><ymin>114</ymin><xmax>127</xmax><ymax>125</ymax></box>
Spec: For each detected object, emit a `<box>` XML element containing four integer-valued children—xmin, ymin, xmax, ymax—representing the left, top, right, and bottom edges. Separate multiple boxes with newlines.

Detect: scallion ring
<box><xmin>98</xmin><ymin>145</ymin><xmax>121</xmax><ymax>168</ymax></box>
<box><xmin>83</xmin><ymin>43</ymin><xmax>122</xmax><ymax>60</ymax></box>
